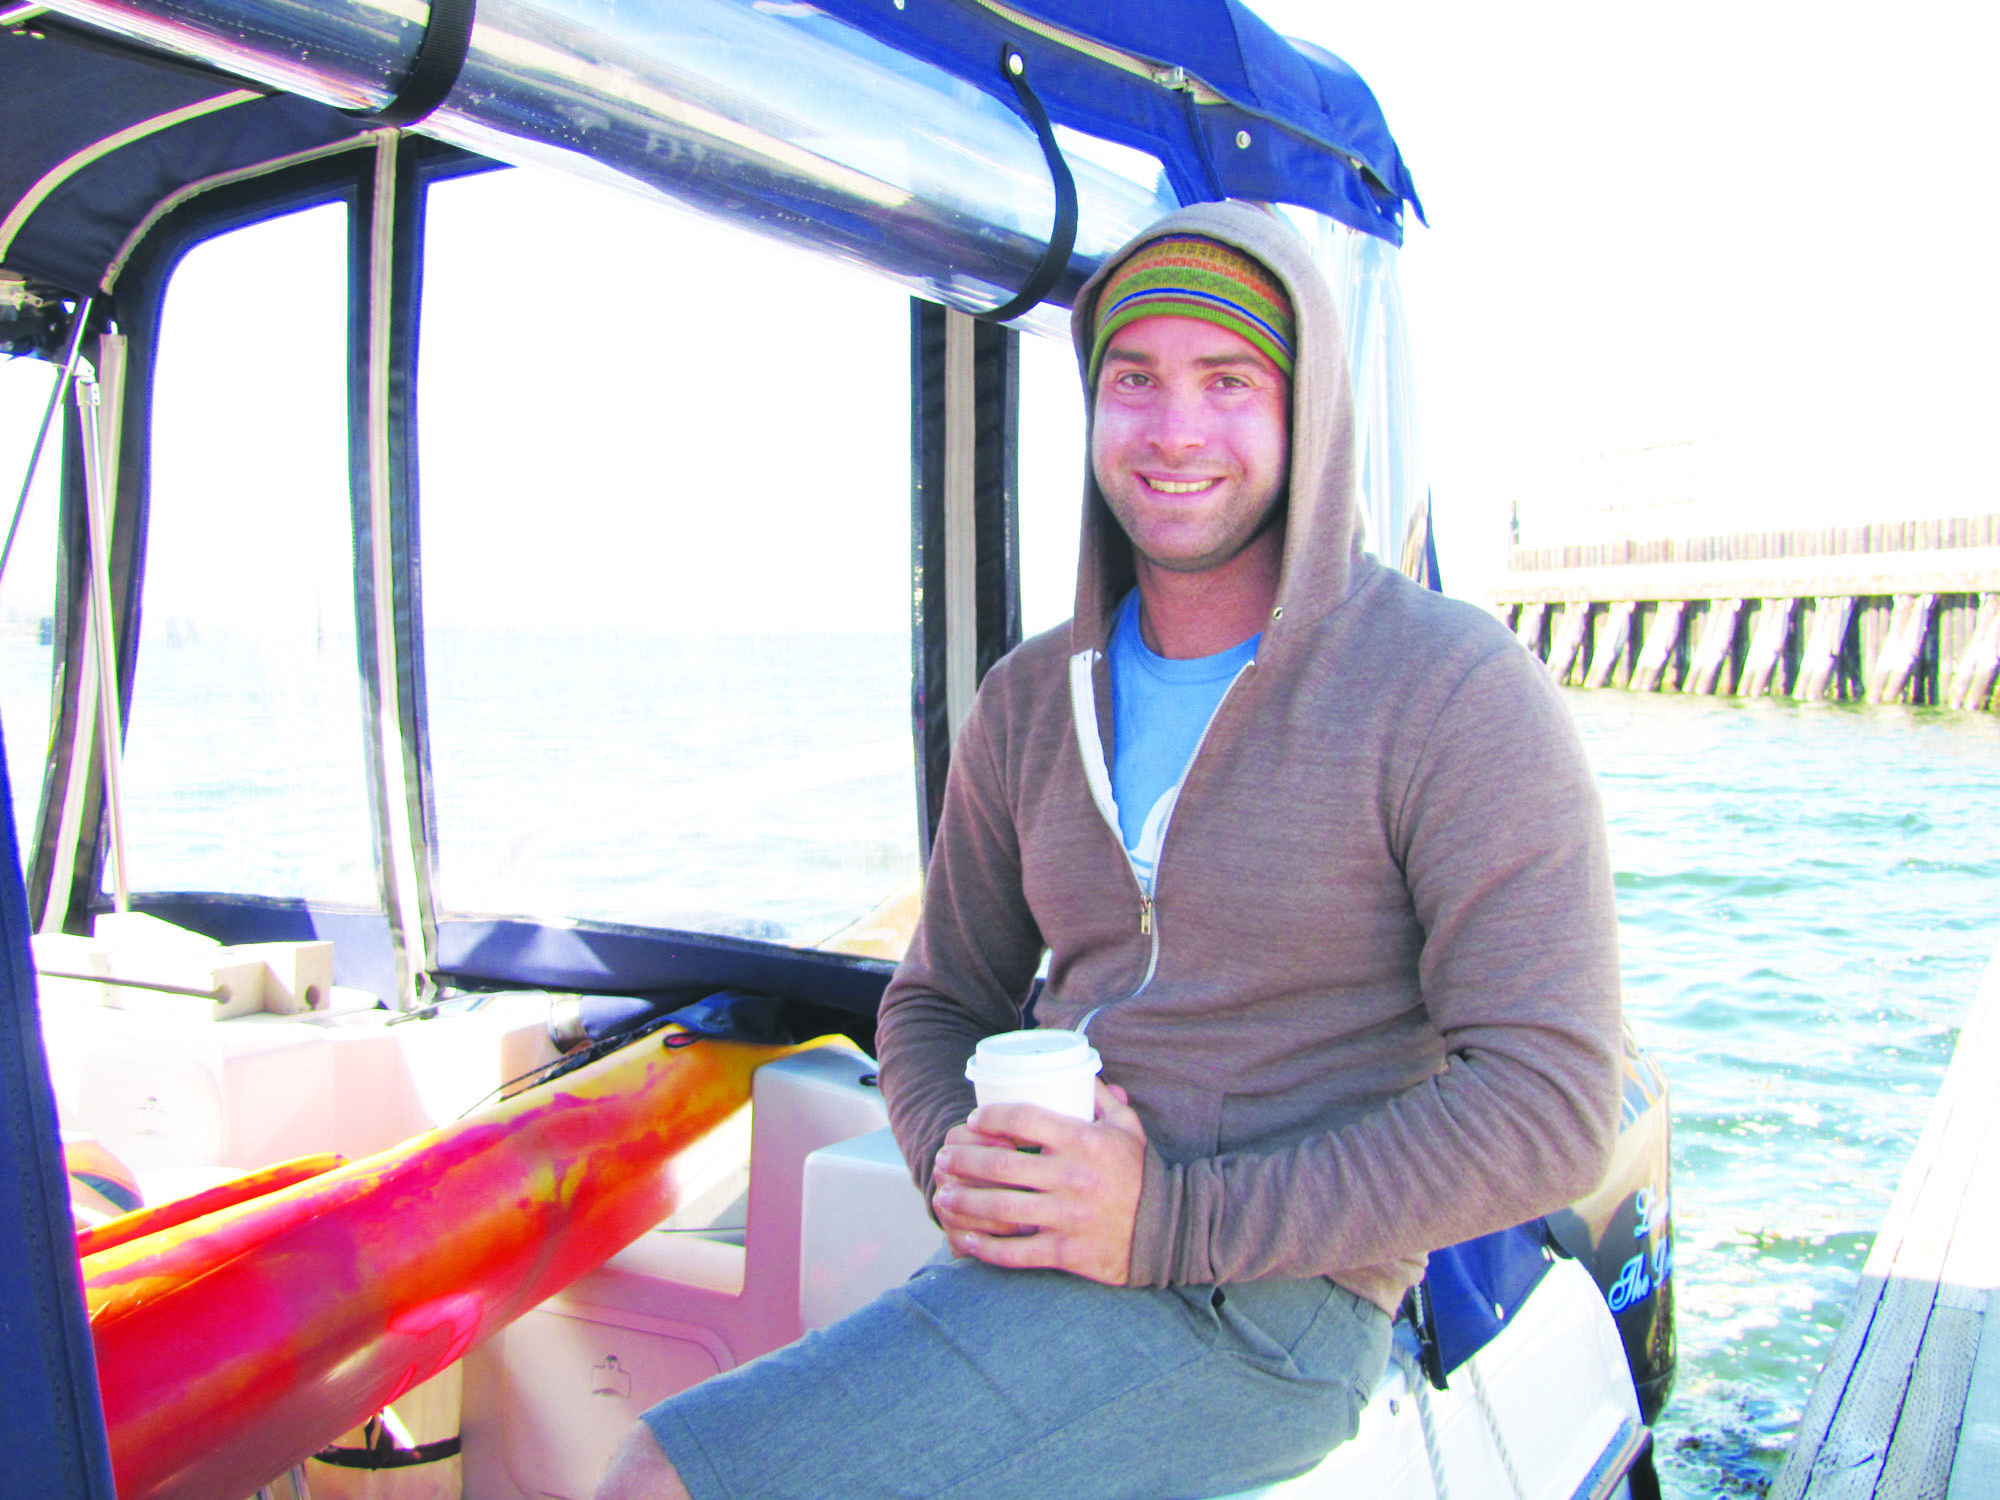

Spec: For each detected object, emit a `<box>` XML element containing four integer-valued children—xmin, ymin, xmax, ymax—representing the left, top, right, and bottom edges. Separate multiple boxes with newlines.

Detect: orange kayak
<box><xmin>83</xmin><ymin>1026</ymin><xmax>813</xmax><ymax>1500</ymax></box>
<box><xmin>75</xmin><ymin>1152</ymin><xmax>347</xmax><ymax>1259</ymax></box>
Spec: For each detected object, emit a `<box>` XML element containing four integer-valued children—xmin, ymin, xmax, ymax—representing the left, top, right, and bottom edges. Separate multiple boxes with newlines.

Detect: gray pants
<box><xmin>644</xmin><ymin>1258</ymin><xmax>1391</xmax><ymax>1500</ymax></box>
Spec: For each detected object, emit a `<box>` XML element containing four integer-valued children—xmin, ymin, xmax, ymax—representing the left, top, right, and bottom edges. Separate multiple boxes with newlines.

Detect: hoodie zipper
<box><xmin>1070</xmin><ymin>650</ymin><xmax>1255</xmax><ymax>1008</ymax></box>
<box><xmin>1129</xmin><ymin>657</ymin><xmax>1252</xmax><ymax>960</ymax></box>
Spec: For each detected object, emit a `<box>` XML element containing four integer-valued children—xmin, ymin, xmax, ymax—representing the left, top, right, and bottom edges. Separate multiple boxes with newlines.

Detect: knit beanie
<box><xmin>1088</xmin><ymin>234</ymin><xmax>1294</xmax><ymax>381</ymax></box>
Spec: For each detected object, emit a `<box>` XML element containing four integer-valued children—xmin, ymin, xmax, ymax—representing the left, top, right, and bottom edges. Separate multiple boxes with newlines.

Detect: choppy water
<box><xmin>1569</xmin><ymin>691</ymin><xmax>2000</xmax><ymax>1497</ymax></box>
<box><xmin>4</xmin><ymin>630</ymin><xmax>1998</xmax><ymax>1495</ymax></box>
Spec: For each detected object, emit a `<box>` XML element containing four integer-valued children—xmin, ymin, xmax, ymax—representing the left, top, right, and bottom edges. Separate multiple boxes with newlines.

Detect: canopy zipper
<box><xmin>971</xmin><ymin>0</ymin><xmax>1226</xmax><ymax>102</ymax></box>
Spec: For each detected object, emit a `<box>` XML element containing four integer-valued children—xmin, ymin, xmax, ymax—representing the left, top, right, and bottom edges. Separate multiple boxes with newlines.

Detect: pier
<box><xmin>1775</xmin><ymin>941</ymin><xmax>2000</xmax><ymax>1498</ymax></box>
<box><xmin>1492</xmin><ymin>515</ymin><xmax>2000</xmax><ymax>709</ymax></box>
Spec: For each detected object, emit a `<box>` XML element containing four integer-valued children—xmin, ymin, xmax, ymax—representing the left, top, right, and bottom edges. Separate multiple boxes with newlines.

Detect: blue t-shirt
<box><xmin>1108</xmin><ymin>590</ymin><xmax>1258</xmax><ymax>889</ymax></box>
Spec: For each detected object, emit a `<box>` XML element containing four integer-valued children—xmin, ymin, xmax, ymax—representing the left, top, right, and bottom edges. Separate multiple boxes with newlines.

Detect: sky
<box><xmin>1252</xmin><ymin>0</ymin><xmax>2000</xmax><ymax>596</ymax></box>
<box><xmin>4</xmin><ymin>0</ymin><xmax>1997</xmax><ymax>623</ymax></box>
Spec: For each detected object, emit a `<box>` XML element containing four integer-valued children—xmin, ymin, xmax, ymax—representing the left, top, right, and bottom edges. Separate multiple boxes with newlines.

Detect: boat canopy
<box><xmin>0</xmin><ymin>9</ymin><xmax>1437</xmax><ymax>1496</ymax></box>
<box><xmin>3</xmin><ymin>0</ymin><xmax>1419</xmax><ymax>318</ymax></box>
<box><xmin>796</xmin><ymin>0</ymin><xmax>1421</xmax><ymax>238</ymax></box>
<box><xmin>3</xmin><ymin>0</ymin><xmax>1434</xmax><ymax>999</ymax></box>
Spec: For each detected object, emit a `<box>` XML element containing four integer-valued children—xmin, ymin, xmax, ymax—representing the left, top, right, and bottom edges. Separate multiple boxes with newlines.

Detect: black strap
<box><xmin>348</xmin><ymin>0</ymin><xmax>476</xmax><ymax>128</ymax></box>
<box><xmin>979</xmin><ymin>45</ymin><xmax>1078</xmax><ymax>323</ymax></box>
<box><xmin>314</xmin><ymin>1433</ymin><xmax>462</xmax><ymax>1470</ymax></box>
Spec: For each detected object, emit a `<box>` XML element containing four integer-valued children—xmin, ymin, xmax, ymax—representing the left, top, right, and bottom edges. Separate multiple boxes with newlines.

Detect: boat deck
<box><xmin>1775</xmin><ymin>938</ymin><xmax>2000</xmax><ymax>1499</ymax></box>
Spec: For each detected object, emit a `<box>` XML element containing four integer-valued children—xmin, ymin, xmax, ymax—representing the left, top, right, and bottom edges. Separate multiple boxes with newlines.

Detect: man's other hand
<box><xmin>930</xmin><ymin>1080</ymin><xmax>1147</xmax><ymax>1285</ymax></box>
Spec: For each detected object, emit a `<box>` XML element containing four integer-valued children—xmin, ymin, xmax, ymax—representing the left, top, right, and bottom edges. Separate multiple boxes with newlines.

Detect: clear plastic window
<box><xmin>1293</xmin><ymin>212</ymin><xmax>1425</xmax><ymax>572</ymax></box>
<box><xmin>0</xmin><ymin>356</ymin><xmax>61</xmax><ymax>856</ymax></box>
<box><xmin>417</xmin><ymin>169</ymin><xmax>917</xmax><ymax>948</ymax></box>
<box><xmin>1017</xmin><ymin>330</ymin><xmax>1085</xmax><ymax>638</ymax></box>
<box><xmin>118</xmin><ymin>203</ymin><xmax>374</xmax><ymax>902</ymax></box>
<box><xmin>434</xmin><ymin>0</ymin><xmax>1177</xmax><ymax>339</ymax></box>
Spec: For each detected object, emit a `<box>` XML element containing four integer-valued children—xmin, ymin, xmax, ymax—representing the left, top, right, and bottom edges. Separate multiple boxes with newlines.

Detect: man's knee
<box><xmin>594</xmin><ymin>1418</ymin><xmax>693</xmax><ymax>1500</ymax></box>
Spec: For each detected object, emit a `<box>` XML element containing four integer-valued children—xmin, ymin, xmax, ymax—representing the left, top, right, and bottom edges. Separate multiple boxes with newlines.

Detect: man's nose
<box><xmin>1145</xmin><ymin>383</ymin><xmax>1206</xmax><ymax>452</ymax></box>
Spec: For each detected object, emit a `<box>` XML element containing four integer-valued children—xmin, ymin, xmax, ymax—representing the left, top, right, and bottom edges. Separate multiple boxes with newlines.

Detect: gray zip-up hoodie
<box><xmin>875</xmin><ymin>201</ymin><xmax>1622</xmax><ymax>1314</ymax></box>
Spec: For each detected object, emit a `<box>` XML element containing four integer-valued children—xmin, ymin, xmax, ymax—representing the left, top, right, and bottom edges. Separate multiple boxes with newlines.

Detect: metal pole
<box><xmin>37</xmin><ymin>969</ymin><xmax>225</xmax><ymax>1001</ymax></box>
<box><xmin>72</xmin><ymin>363</ymin><xmax>129</xmax><ymax>913</ymax></box>
<box><xmin>0</xmin><ymin>293</ymin><xmax>92</xmax><ymax>592</ymax></box>
<box><xmin>42</xmin><ymin>0</ymin><xmax>1164</xmax><ymax>331</ymax></box>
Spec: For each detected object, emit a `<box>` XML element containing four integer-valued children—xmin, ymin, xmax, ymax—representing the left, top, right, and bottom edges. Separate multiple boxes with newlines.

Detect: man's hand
<box><xmin>930</xmin><ymin>1080</ymin><xmax>1147</xmax><ymax>1285</ymax></box>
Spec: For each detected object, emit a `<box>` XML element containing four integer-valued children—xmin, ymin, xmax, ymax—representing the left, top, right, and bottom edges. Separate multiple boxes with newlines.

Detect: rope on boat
<box><xmin>1468</xmin><ymin>1359</ymin><xmax>1529</xmax><ymax>1500</ymax></box>
<box><xmin>1394</xmin><ymin>1343</ymin><xmax>1450</xmax><ymax>1500</ymax></box>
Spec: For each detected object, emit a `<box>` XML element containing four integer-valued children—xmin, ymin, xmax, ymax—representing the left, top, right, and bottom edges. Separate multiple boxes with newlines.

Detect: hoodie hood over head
<box><xmin>1069</xmin><ymin>201</ymin><xmax>1369</xmax><ymax>660</ymax></box>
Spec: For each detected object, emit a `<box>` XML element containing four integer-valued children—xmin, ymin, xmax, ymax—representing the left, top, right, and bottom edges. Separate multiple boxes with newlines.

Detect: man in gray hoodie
<box><xmin>599</xmin><ymin>201</ymin><xmax>1621</xmax><ymax>1500</ymax></box>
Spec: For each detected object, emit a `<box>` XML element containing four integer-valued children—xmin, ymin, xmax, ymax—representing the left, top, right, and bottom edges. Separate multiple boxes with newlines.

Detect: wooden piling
<box><xmin>1495</xmin><ymin>513</ymin><xmax>2000</xmax><ymax>709</ymax></box>
<box><xmin>1869</xmin><ymin>595</ymin><xmax>1937</xmax><ymax>704</ymax></box>
<box><xmin>1630</xmin><ymin>601</ymin><xmax>1687</xmax><ymax>693</ymax></box>
<box><xmin>1948</xmin><ymin>595</ymin><xmax>2000</xmax><ymax>710</ymax></box>
<box><xmin>1685</xmin><ymin>598</ymin><xmax>1745</xmax><ymax>695</ymax></box>
<box><xmin>1546</xmin><ymin>602</ymin><xmax>1592</xmax><ymax>685</ymax></box>
<box><xmin>1740</xmin><ymin>598</ymin><xmax>1797</xmax><ymax>698</ymax></box>
<box><xmin>1795</xmin><ymin>597</ymin><xmax>1855</xmax><ymax>702</ymax></box>
<box><xmin>1514</xmin><ymin>601</ymin><xmax>1548</xmax><ymax>656</ymax></box>
<box><xmin>1584</xmin><ymin>601</ymin><xmax>1637</xmax><ymax>687</ymax></box>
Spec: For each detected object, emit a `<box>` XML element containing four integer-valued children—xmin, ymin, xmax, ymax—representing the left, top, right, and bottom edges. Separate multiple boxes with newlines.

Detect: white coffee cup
<box><xmin>964</xmin><ymin>1029</ymin><xmax>1102</xmax><ymax>1122</ymax></box>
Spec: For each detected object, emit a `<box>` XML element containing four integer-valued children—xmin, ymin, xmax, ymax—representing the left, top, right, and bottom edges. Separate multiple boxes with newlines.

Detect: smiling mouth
<box><xmin>1143</xmin><ymin>476</ymin><xmax>1220</xmax><ymax>494</ymax></box>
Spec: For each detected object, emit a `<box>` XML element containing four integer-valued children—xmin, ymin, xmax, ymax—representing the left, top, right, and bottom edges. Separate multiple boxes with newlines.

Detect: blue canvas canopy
<box><xmin>813</xmin><ymin>0</ymin><xmax>1421</xmax><ymax>241</ymax></box>
<box><xmin>2</xmin><ymin>0</ymin><xmax>1419</xmax><ymax>307</ymax></box>
<box><xmin>0</xmin><ymin>25</ymin><xmax>363</xmax><ymax>300</ymax></box>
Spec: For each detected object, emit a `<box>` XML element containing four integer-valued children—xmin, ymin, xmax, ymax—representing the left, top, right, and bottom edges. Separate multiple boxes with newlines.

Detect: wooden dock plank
<box><xmin>1777</xmin><ymin>944</ymin><xmax>2000</xmax><ymax>1499</ymax></box>
<box><xmin>1794</xmin><ymin>1276</ymin><xmax>1939</xmax><ymax>1500</ymax></box>
<box><xmin>1871</xmin><ymin>973</ymin><xmax>2000</xmax><ymax>1271</ymax></box>
<box><xmin>1881</xmin><ymin>1301</ymin><xmax>1983</xmax><ymax>1500</ymax></box>
<box><xmin>1776</xmin><ymin>1275</ymin><xmax>1893</xmax><ymax>1500</ymax></box>
<box><xmin>1873</xmin><ymin>964</ymin><xmax>2000</xmax><ymax>1288</ymax></box>
<box><xmin>1932</xmin><ymin>1102</ymin><xmax>2000</xmax><ymax>1305</ymax></box>
<box><xmin>1949</xmin><ymin>1290</ymin><xmax>2000</xmax><ymax>1500</ymax></box>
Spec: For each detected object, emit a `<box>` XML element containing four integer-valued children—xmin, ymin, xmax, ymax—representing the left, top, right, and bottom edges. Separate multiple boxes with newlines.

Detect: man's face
<box><xmin>1090</xmin><ymin>314</ymin><xmax>1290</xmax><ymax>576</ymax></box>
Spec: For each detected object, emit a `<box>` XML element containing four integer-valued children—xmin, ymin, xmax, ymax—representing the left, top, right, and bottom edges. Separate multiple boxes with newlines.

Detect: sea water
<box><xmin>1571</xmin><ymin>691</ymin><xmax>2000</xmax><ymax>1497</ymax></box>
<box><xmin>2</xmin><ymin>632</ymin><xmax>1997</xmax><ymax>1495</ymax></box>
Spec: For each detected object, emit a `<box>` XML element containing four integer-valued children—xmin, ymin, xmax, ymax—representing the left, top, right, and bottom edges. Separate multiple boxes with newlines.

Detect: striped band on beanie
<box><xmin>1089</xmin><ymin>235</ymin><xmax>1294</xmax><ymax>381</ymax></box>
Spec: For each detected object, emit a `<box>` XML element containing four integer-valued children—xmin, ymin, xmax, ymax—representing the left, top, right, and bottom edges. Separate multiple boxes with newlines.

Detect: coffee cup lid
<box><xmin>966</xmin><ymin>1028</ymin><xmax>1100</xmax><ymax>1077</ymax></box>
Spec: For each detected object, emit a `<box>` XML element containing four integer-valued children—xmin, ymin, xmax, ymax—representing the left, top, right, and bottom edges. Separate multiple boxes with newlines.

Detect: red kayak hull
<box><xmin>83</xmin><ymin>1027</ymin><xmax>809</xmax><ymax>1500</ymax></box>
